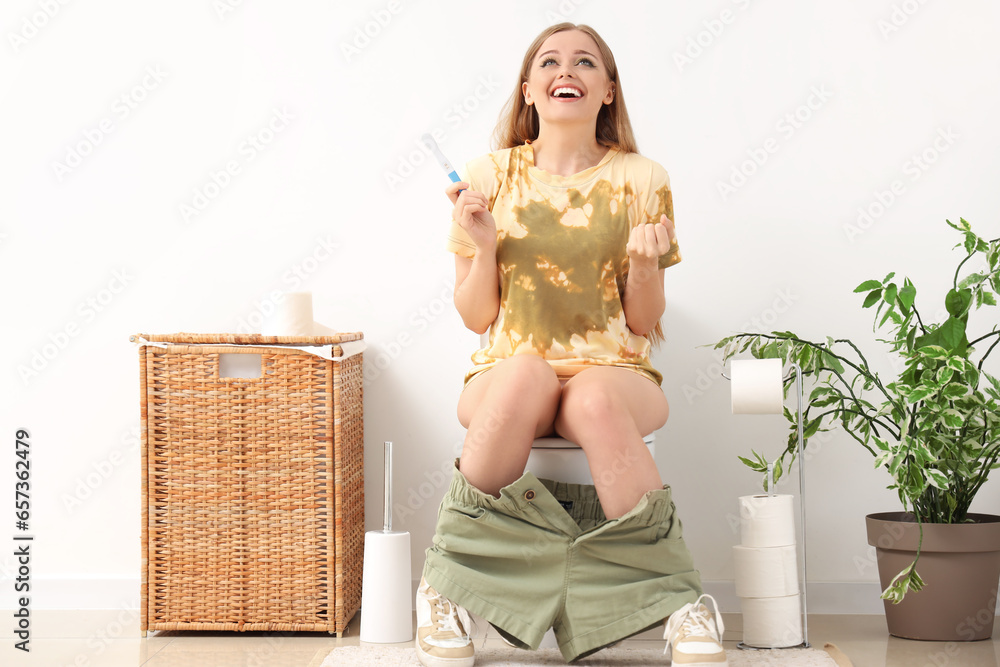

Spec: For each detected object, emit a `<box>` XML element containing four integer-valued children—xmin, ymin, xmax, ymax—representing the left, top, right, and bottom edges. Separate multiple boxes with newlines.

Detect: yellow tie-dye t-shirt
<box><xmin>446</xmin><ymin>143</ymin><xmax>681</xmax><ymax>387</ymax></box>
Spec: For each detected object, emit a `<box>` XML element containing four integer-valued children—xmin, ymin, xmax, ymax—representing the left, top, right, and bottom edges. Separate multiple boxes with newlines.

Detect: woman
<box><xmin>416</xmin><ymin>23</ymin><xmax>727</xmax><ymax>667</ymax></box>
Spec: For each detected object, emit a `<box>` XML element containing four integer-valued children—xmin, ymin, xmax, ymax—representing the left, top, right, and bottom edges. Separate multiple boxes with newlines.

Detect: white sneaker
<box><xmin>415</xmin><ymin>577</ymin><xmax>475</xmax><ymax>667</ymax></box>
<box><xmin>663</xmin><ymin>594</ymin><xmax>728</xmax><ymax>666</ymax></box>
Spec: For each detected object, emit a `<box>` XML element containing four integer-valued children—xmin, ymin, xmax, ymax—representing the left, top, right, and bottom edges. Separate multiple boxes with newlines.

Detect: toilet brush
<box><xmin>360</xmin><ymin>441</ymin><xmax>413</xmax><ymax>643</ymax></box>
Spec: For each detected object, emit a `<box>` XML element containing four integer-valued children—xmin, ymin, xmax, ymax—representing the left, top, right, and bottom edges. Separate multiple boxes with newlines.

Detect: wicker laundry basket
<box><xmin>133</xmin><ymin>333</ymin><xmax>364</xmax><ymax>636</ymax></box>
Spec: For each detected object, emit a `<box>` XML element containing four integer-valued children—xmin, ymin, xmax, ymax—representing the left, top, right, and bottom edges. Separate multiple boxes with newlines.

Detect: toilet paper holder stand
<box><xmin>723</xmin><ymin>361</ymin><xmax>809</xmax><ymax>649</ymax></box>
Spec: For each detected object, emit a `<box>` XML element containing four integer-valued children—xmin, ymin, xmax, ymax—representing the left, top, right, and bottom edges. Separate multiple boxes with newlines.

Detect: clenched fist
<box><xmin>447</xmin><ymin>181</ymin><xmax>497</xmax><ymax>252</ymax></box>
<box><xmin>627</xmin><ymin>214</ymin><xmax>675</xmax><ymax>263</ymax></box>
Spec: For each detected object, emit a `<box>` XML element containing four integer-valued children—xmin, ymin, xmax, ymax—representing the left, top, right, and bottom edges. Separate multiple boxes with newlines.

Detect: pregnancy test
<box><xmin>422</xmin><ymin>134</ymin><xmax>464</xmax><ymax>188</ymax></box>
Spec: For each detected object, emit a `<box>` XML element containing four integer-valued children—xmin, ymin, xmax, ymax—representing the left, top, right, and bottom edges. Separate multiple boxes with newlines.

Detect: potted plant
<box><xmin>714</xmin><ymin>219</ymin><xmax>1000</xmax><ymax>641</ymax></box>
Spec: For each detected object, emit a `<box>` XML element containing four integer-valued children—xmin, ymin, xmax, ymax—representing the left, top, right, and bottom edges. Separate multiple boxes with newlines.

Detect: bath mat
<box><xmin>320</xmin><ymin>644</ymin><xmax>844</xmax><ymax>666</ymax></box>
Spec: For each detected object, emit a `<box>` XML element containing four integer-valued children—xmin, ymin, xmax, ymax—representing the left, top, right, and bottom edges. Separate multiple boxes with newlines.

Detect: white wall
<box><xmin>2</xmin><ymin>0</ymin><xmax>999</xmax><ymax>616</ymax></box>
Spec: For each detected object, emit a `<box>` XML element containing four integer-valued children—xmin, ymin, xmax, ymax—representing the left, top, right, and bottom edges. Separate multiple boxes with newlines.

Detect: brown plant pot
<box><xmin>866</xmin><ymin>512</ymin><xmax>1000</xmax><ymax>641</ymax></box>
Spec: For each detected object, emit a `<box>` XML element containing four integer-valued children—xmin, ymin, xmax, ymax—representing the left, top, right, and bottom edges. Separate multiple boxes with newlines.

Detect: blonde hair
<box><xmin>492</xmin><ymin>23</ymin><xmax>638</xmax><ymax>154</ymax></box>
<box><xmin>493</xmin><ymin>23</ymin><xmax>665</xmax><ymax>345</ymax></box>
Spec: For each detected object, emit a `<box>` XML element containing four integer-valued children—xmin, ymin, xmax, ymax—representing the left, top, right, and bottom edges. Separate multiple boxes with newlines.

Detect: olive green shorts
<box><xmin>422</xmin><ymin>463</ymin><xmax>703</xmax><ymax>662</ymax></box>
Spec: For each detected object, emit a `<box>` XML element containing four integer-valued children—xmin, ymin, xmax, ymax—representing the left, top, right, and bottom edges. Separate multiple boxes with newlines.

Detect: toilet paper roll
<box><xmin>733</xmin><ymin>545</ymin><xmax>799</xmax><ymax>597</ymax></box>
<box><xmin>360</xmin><ymin>530</ymin><xmax>413</xmax><ymax>643</ymax></box>
<box><xmin>731</xmin><ymin>358</ymin><xmax>784</xmax><ymax>414</ymax></box>
<box><xmin>312</xmin><ymin>322</ymin><xmax>339</xmax><ymax>336</ymax></box>
<box><xmin>740</xmin><ymin>595</ymin><xmax>803</xmax><ymax>648</ymax></box>
<box><xmin>262</xmin><ymin>292</ymin><xmax>314</xmax><ymax>336</ymax></box>
<box><xmin>739</xmin><ymin>494</ymin><xmax>796</xmax><ymax>547</ymax></box>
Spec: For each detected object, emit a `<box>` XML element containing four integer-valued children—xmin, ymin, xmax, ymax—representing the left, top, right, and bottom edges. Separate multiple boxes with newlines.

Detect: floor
<box><xmin>3</xmin><ymin>610</ymin><xmax>999</xmax><ymax>666</ymax></box>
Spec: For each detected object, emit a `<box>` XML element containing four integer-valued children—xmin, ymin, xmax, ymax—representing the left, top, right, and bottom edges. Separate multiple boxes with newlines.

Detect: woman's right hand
<box><xmin>448</xmin><ymin>181</ymin><xmax>497</xmax><ymax>252</ymax></box>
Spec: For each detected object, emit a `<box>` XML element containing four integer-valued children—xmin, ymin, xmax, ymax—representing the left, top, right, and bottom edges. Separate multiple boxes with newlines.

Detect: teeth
<box><xmin>552</xmin><ymin>87</ymin><xmax>582</xmax><ymax>98</ymax></box>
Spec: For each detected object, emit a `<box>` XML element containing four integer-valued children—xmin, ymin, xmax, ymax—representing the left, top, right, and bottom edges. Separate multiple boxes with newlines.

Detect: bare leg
<box><xmin>554</xmin><ymin>367</ymin><xmax>669</xmax><ymax>519</ymax></box>
<box><xmin>457</xmin><ymin>355</ymin><xmax>561</xmax><ymax>497</ymax></box>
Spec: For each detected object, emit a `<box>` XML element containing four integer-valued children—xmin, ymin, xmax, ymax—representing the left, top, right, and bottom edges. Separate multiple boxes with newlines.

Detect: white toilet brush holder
<box><xmin>360</xmin><ymin>441</ymin><xmax>413</xmax><ymax>643</ymax></box>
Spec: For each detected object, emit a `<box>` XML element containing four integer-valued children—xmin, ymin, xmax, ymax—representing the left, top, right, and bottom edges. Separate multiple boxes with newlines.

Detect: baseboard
<box><xmin>701</xmin><ymin>580</ymin><xmax>889</xmax><ymax>615</ymax></box>
<box><xmin>6</xmin><ymin>577</ymin><xmax>896</xmax><ymax>614</ymax></box>
<box><xmin>3</xmin><ymin>576</ymin><xmax>139</xmax><ymax>611</ymax></box>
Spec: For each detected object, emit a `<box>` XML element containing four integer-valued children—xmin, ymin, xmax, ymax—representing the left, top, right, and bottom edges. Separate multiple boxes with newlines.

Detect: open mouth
<box><xmin>551</xmin><ymin>86</ymin><xmax>583</xmax><ymax>99</ymax></box>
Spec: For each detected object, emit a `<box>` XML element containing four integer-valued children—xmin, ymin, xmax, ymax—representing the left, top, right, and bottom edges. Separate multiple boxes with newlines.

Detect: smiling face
<box><xmin>521</xmin><ymin>29</ymin><xmax>615</xmax><ymax>127</ymax></box>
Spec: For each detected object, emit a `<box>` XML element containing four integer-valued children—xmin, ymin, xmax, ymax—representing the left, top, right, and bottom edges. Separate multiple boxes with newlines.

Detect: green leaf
<box><xmin>914</xmin><ymin>328</ymin><xmax>941</xmax><ymax>350</ymax></box>
<box><xmin>939</xmin><ymin>317</ymin><xmax>969</xmax><ymax>354</ymax></box>
<box><xmin>881</xmin><ymin>563</ymin><xmax>925</xmax><ymax>604</ymax></box>
<box><xmin>878</xmin><ymin>305</ymin><xmax>896</xmax><ymax>330</ymax></box>
<box><xmin>907</xmin><ymin>385</ymin><xmax>937</xmax><ymax>403</ymax></box>
<box><xmin>926</xmin><ymin>468</ymin><xmax>950</xmax><ymax>489</ymax></box>
<box><xmin>800</xmin><ymin>344</ymin><xmax>813</xmax><ymax>371</ymax></box>
<box><xmin>874</xmin><ymin>451</ymin><xmax>892</xmax><ymax>469</ymax></box>
<box><xmin>812</xmin><ymin>395</ymin><xmax>841</xmax><ymax>408</ymax></box>
<box><xmin>855</xmin><ymin>280</ymin><xmax>883</xmax><ymax>293</ymax></box>
<box><xmin>919</xmin><ymin>369</ymin><xmax>938</xmax><ymax>387</ymax></box>
<box><xmin>822</xmin><ymin>351</ymin><xmax>846</xmax><ymax>374</ymax></box>
<box><xmin>965</xmin><ymin>233</ymin><xmax>978</xmax><ymax>255</ymax></box>
<box><xmin>738</xmin><ymin>455</ymin><xmax>766</xmax><ymax>472</ymax></box>
<box><xmin>884</xmin><ymin>283</ymin><xmax>898</xmax><ymax>306</ymax></box>
<box><xmin>809</xmin><ymin>385</ymin><xmax>832</xmax><ymax>402</ymax></box>
<box><xmin>959</xmin><ymin>272</ymin><xmax>987</xmax><ymax>291</ymax></box>
<box><xmin>964</xmin><ymin>365</ymin><xmax>982</xmax><ymax>391</ymax></box>
<box><xmin>898</xmin><ymin>281</ymin><xmax>917</xmax><ymax>312</ymax></box>
<box><xmin>941</xmin><ymin>384</ymin><xmax>969</xmax><ymax>400</ymax></box>
<box><xmin>863</xmin><ymin>289</ymin><xmax>883</xmax><ymax>309</ymax></box>
<box><xmin>913</xmin><ymin>442</ymin><xmax>934</xmax><ymax>466</ymax></box>
<box><xmin>949</xmin><ymin>217</ymin><xmax>972</xmax><ymax>232</ymax></box>
<box><xmin>946</xmin><ymin>357</ymin><xmax>967</xmax><ymax>372</ymax></box>
<box><xmin>939</xmin><ymin>409</ymin><xmax>964</xmax><ymax>429</ymax></box>
<box><xmin>915</xmin><ymin>345</ymin><xmax>949</xmax><ymax>360</ymax></box>
<box><xmin>946</xmin><ymin>289</ymin><xmax>973</xmax><ymax>317</ymax></box>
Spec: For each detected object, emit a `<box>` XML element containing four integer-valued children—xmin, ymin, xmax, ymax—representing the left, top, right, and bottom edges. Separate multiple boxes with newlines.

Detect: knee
<box><xmin>477</xmin><ymin>355</ymin><xmax>562</xmax><ymax>422</ymax></box>
<box><xmin>560</xmin><ymin>382</ymin><xmax>629</xmax><ymax>430</ymax></box>
<box><xmin>495</xmin><ymin>356</ymin><xmax>559</xmax><ymax>398</ymax></box>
